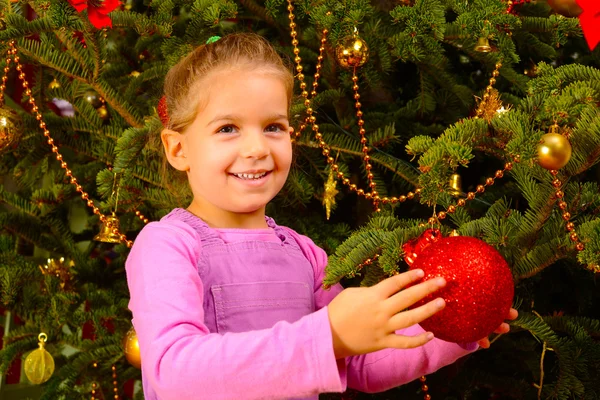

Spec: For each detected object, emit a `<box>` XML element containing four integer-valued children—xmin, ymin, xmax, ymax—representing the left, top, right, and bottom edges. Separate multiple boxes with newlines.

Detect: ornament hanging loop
<box><xmin>38</xmin><ymin>333</ymin><xmax>48</xmax><ymax>347</ymax></box>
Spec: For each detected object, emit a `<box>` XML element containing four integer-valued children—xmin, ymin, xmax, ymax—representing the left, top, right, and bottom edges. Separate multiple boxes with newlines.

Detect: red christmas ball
<box><xmin>409</xmin><ymin>236</ymin><xmax>514</xmax><ymax>343</ymax></box>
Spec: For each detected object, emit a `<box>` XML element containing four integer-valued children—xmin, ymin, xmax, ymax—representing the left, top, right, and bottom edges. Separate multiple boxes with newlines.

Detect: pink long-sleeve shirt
<box><xmin>125</xmin><ymin>208</ymin><xmax>477</xmax><ymax>400</ymax></box>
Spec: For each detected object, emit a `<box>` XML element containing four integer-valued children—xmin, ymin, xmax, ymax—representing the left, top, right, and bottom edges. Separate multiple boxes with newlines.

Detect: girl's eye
<box><xmin>217</xmin><ymin>125</ymin><xmax>238</xmax><ymax>134</ymax></box>
<box><xmin>265</xmin><ymin>124</ymin><xmax>286</xmax><ymax>133</ymax></box>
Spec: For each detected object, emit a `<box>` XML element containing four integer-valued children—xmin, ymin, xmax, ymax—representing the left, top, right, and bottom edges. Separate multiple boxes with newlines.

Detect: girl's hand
<box><xmin>327</xmin><ymin>269</ymin><xmax>447</xmax><ymax>359</ymax></box>
<box><xmin>476</xmin><ymin>308</ymin><xmax>519</xmax><ymax>349</ymax></box>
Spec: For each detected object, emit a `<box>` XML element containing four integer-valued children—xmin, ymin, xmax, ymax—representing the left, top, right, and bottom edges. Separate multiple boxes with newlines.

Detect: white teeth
<box><xmin>233</xmin><ymin>172</ymin><xmax>268</xmax><ymax>180</ymax></box>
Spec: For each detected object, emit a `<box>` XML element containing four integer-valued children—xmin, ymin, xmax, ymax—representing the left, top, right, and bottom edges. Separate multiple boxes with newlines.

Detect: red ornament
<box><xmin>404</xmin><ymin>234</ymin><xmax>514</xmax><ymax>343</ymax></box>
<box><xmin>157</xmin><ymin>96</ymin><xmax>169</xmax><ymax>127</ymax></box>
<box><xmin>67</xmin><ymin>0</ymin><xmax>120</xmax><ymax>29</ymax></box>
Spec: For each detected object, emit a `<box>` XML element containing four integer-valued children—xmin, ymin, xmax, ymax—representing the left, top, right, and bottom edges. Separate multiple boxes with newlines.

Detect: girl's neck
<box><xmin>186</xmin><ymin>202</ymin><xmax>269</xmax><ymax>229</ymax></box>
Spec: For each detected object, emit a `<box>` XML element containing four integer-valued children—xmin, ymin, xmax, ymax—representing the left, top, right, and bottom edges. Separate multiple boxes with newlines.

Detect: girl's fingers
<box><xmin>493</xmin><ymin>322</ymin><xmax>510</xmax><ymax>334</ymax></box>
<box><xmin>508</xmin><ymin>308</ymin><xmax>518</xmax><ymax>320</ymax></box>
<box><xmin>373</xmin><ymin>269</ymin><xmax>426</xmax><ymax>298</ymax></box>
<box><xmin>383</xmin><ymin>331</ymin><xmax>435</xmax><ymax>350</ymax></box>
<box><xmin>386</xmin><ymin>277</ymin><xmax>446</xmax><ymax>313</ymax></box>
<box><xmin>387</xmin><ymin>297</ymin><xmax>446</xmax><ymax>331</ymax></box>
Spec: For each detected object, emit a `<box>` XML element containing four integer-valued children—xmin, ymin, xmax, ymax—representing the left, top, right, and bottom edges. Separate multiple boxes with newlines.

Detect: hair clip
<box><xmin>158</xmin><ymin>96</ymin><xmax>169</xmax><ymax>127</ymax></box>
<box><xmin>206</xmin><ymin>36</ymin><xmax>221</xmax><ymax>44</ymax></box>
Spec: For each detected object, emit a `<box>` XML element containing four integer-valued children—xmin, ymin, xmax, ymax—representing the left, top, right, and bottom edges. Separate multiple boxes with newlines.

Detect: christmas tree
<box><xmin>1</xmin><ymin>0</ymin><xmax>599</xmax><ymax>399</ymax></box>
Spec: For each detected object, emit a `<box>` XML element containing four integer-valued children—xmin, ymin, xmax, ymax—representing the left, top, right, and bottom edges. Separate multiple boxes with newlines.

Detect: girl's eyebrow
<box><xmin>207</xmin><ymin>113</ymin><xmax>289</xmax><ymax>126</ymax></box>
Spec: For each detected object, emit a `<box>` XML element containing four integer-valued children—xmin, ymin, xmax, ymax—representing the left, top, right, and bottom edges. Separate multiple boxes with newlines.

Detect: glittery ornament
<box><xmin>322</xmin><ymin>169</ymin><xmax>339</xmax><ymax>220</ymax></box>
<box><xmin>335</xmin><ymin>30</ymin><xmax>369</xmax><ymax>69</ymax></box>
<box><xmin>123</xmin><ymin>327</ymin><xmax>142</xmax><ymax>368</ymax></box>
<box><xmin>157</xmin><ymin>96</ymin><xmax>169</xmax><ymax>127</ymax></box>
<box><xmin>537</xmin><ymin>126</ymin><xmax>572</xmax><ymax>170</ymax></box>
<box><xmin>404</xmin><ymin>233</ymin><xmax>514</xmax><ymax>343</ymax></box>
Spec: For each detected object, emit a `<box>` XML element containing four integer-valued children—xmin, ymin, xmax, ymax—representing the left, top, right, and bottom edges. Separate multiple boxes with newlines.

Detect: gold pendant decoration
<box><xmin>537</xmin><ymin>124</ymin><xmax>572</xmax><ymax>170</ymax></box>
<box><xmin>123</xmin><ymin>327</ymin><xmax>142</xmax><ymax>369</ymax></box>
<box><xmin>48</xmin><ymin>78</ymin><xmax>61</xmax><ymax>90</ymax></box>
<box><xmin>38</xmin><ymin>257</ymin><xmax>74</xmax><ymax>289</ymax></box>
<box><xmin>323</xmin><ymin>169</ymin><xmax>339</xmax><ymax>220</ymax></box>
<box><xmin>474</xmin><ymin>37</ymin><xmax>492</xmax><ymax>53</ymax></box>
<box><xmin>94</xmin><ymin>213</ymin><xmax>122</xmax><ymax>243</ymax></box>
<box><xmin>24</xmin><ymin>333</ymin><xmax>55</xmax><ymax>384</ymax></box>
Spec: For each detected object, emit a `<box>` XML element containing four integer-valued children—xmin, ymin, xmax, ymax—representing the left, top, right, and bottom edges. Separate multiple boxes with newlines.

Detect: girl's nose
<box><xmin>240</xmin><ymin>131</ymin><xmax>270</xmax><ymax>159</ymax></box>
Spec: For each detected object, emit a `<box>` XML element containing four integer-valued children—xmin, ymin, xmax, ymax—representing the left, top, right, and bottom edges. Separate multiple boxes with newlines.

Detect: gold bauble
<box><xmin>0</xmin><ymin>107</ymin><xmax>22</xmax><ymax>154</ymax></box>
<box><xmin>336</xmin><ymin>36</ymin><xmax>369</xmax><ymax>69</ymax></box>
<box><xmin>97</xmin><ymin>105</ymin><xmax>109</xmax><ymax>120</ymax></box>
<box><xmin>123</xmin><ymin>327</ymin><xmax>142</xmax><ymax>368</ymax></box>
<box><xmin>24</xmin><ymin>333</ymin><xmax>55</xmax><ymax>384</ymax></box>
<box><xmin>547</xmin><ymin>0</ymin><xmax>582</xmax><ymax>17</ymax></box>
<box><xmin>84</xmin><ymin>91</ymin><xmax>102</xmax><ymax>108</ymax></box>
<box><xmin>38</xmin><ymin>257</ymin><xmax>74</xmax><ymax>289</ymax></box>
<box><xmin>537</xmin><ymin>132</ymin><xmax>572</xmax><ymax>170</ymax></box>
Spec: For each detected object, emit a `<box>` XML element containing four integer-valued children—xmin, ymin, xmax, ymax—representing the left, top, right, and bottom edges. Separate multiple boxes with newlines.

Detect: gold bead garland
<box><xmin>111</xmin><ymin>364</ymin><xmax>120</xmax><ymax>399</ymax></box>
<box><xmin>286</xmin><ymin>1</ymin><xmax>422</xmax><ymax>208</ymax></box>
<box><xmin>2</xmin><ymin>41</ymin><xmax>135</xmax><ymax>247</ymax></box>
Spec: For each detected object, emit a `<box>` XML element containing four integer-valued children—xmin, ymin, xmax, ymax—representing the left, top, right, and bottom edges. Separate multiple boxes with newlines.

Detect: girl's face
<box><xmin>171</xmin><ymin>68</ymin><xmax>292</xmax><ymax>222</ymax></box>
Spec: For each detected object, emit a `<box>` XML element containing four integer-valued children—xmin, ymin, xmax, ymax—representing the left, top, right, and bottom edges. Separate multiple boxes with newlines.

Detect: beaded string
<box><xmin>2</xmin><ymin>40</ymin><xmax>137</xmax><ymax>247</ymax></box>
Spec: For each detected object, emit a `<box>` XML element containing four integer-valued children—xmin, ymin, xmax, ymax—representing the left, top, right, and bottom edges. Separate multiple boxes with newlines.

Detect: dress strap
<box><xmin>162</xmin><ymin>208</ymin><xmax>223</xmax><ymax>244</ymax></box>
<box><xmin>265</xmin><ymin>216</ymin><xmax>301</xmax><ymax>250</ymax></box>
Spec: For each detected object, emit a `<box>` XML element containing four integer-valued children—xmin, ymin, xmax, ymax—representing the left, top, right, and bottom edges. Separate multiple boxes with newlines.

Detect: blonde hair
<box><xmin>163</xmin><ymin>32</ymin><xmax>294</xmax><ymax>133</ymax></box>
<box><xmin>156</xmin><ymin>33</ymin><xmax>294</xmax><ymax>205</ymax></box>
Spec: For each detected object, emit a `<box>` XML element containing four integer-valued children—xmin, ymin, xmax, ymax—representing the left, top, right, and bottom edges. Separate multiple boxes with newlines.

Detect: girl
<box><xmin>125</xmin><ymin>33</ymin><xmax>517</xmax><ymax>400</ymax></box>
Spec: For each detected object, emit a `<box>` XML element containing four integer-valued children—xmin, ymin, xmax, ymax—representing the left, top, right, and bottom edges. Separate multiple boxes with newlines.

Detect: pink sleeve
<box><xmin>288</xmin><ymin>229</ymin><xmax>478</xmax><ymax>394</ymax></box>
<box><xmin>125</xmin><ymin>221</ymin><xmax>346</xmax><ymax>400</ymax></box>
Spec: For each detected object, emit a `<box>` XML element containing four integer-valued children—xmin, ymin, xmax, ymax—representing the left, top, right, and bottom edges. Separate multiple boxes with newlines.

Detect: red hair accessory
<box><xmin>157</xmin><ymin>96</ymin><xmax>169</xmax><ymax>127</ymax></box>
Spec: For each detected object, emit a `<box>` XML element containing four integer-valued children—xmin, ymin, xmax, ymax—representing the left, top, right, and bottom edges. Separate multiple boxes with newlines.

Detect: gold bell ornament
<box><xmin>474</xmin><ymin>37</ymin><xmax>492</xmax><ymax>53</ymax></box>
<box><xmin>335</xmin><ymin>27</ymin><xmax>369</xmax><ymax>69</ymax></box>
<box><xmin>448</xmin><ymin>173</ymin><xmax>462</xmax><ymax>197</ymax></box>
<box><xmin>123</xmin><ymin>327</ymin><xmax>142</xmax><ymax>368</ymax></box>
<box><xmin>537</xmin><ymin>124</ymin><xmax>572</xmax><ymax>170</ymax></box>
<box><xmin>24</xmin><ymin>333</ymin><xmax>55</xmax><ymax>384</ymax></box>
<box><xmin>94</xmin><ymin>213</ymin><xmax>122</xmax><ymax>243</ymax></box>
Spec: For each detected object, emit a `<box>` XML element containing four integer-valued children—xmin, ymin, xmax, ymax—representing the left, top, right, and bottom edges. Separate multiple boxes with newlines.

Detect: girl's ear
<box><xmin>161</xmin><ymin>129</ymin><xmax>189</xmax><ymax>172</ymax></box>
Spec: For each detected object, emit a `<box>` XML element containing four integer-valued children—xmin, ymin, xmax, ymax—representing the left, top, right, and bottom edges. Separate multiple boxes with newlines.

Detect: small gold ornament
<box><xmin>476</xmin><ymin>89</ymin><xmax>505</xmax><ymax>122</ymax></box>
<box><xmin>129</xmin><ymin>70</ymin><xmax>141</xmax><ymax>78</ymax></box>
<box><xmin>123</xmin><ymin>327</ymin><xmax>142</xmax><ymax>369</ymax></box>
<box><xmin>449</xmin><ymin>229</ymin><xmax>460</xmax><ymax>237</ymax></box>
<box><xmin>0</xmin><ymin>106</ymin><xmax>22</xmax><ymax>154</ymax></box>
<box><xmin>547</xmin><ymin>0</ymin><xmax>582</xmax><ymax>17</ymax></box>
<box><xmin>38</xmin><ymin>257</ymin><xmax>74</xmax><ymax>289</ymax></box>
<box><xmin>97</xmin><ymin>105</ymin><xmax>109</xmax><ymax>120</ymax></box>
<box><xmin>474</xmin><ymin>37</ymin><xmax>492</xmax><ymax>53</ymax></box>
<box><xmin>322</xmin><ymin>169</ymin><xmax>339</xmax><ymax>220</ymax></box>
<box><xmin>49</xmin><ymin>78</ymin><xmax>61</xmax><ymax>90</ymax></box>
<box><xmin>448</xmin><ymin>173</ymin><xmax>462</xmax><ymax>197</ymax></box>
<box><xmin>24</xmin><ymin>333</ymin><xmax>55</xmax><ymax>384</ymax></box>
<box><xmin>84</xmin><ymin>91</ymin><xmax>103</xmax><ymax>108</ymax></box>
<box><xmin>336</xmin><ymin>28</ymin><xmax>369</xmax><ymax>69</ymax></box>
<box><xmin>537</xmin><ymin>125</ymin><xmax>572</xmax><ymax>170</ymax></box>
<box><xmin>124</xmin><ymin>0</ymin><xmax>134</xmax><ymax>10</ymax></box>
<box><xmin>524</xmin><ymin>61</ymin><xmax>539</xmax><ymax>77</ymax></box>
<box><xmin>94</xmin><ymin>213</ymin><xmax>122</xmax><ymax>243</ymax></box>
